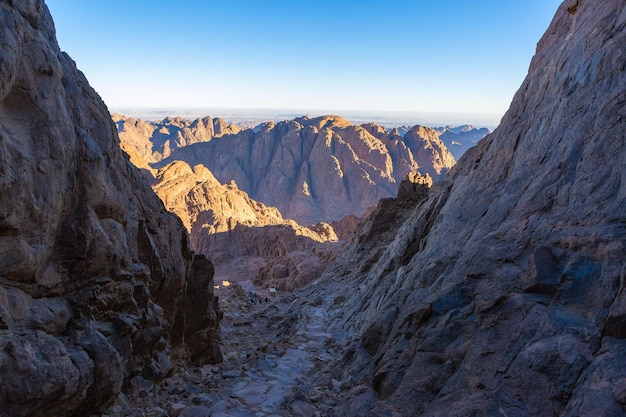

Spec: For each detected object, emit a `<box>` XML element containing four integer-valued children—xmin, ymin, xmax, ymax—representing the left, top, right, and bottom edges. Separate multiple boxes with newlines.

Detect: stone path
<box><xmin>99</xmin><ymin>281</ymin><xmax>348</xmax><ymax>417</ymax></box>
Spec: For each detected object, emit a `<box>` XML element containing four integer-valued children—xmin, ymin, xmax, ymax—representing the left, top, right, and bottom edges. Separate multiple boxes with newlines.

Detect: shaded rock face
<box><xmin>121</xmin><ymin>114</ymin><xmax>455</xmax><ymax>225</ymax></box>
<box><xmin>151</xmin><ymin>160</ymin><xmax>340</xmax><ymax>289</ymax></box>
<box><xmin>0</xmin><ymin>2</ymin><xmax>220</xmax><ymax>416</ymax></box>
<box><xmin>310</xmin><ymin>0</ymin><xmax>626</xmax><ymax>415</ymax></box>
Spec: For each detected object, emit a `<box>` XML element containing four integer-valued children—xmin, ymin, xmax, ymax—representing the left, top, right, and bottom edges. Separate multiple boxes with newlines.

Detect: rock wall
<box><xmin>312</xmin><ymin>0</ymin><xmax>626</xmax><ymax>415</ymax></box>
<box><xmin>0</xmin><ymin>2</ymin><xmax>220</xmax><ymax>416</ymax></box>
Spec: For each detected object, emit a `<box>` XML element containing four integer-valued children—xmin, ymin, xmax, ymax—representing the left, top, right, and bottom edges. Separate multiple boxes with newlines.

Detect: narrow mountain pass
<box><xmin>98</xmin><ymin>276</ymin><xmax>349</xmax><ymax>417</ymax></box>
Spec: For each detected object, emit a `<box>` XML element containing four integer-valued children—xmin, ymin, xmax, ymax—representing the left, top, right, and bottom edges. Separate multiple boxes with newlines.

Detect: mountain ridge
<box><xmin>118</xmin><ymin>114</ymin><xmax>456</xmax><ymax>224</ymax></box>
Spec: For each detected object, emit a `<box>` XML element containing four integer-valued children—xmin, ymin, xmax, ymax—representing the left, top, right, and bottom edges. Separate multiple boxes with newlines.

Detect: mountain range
<box><xmin>116</xmin><ymin>114</ymin><xmax>457</xmax><ymax>225</ymax></box>
<box><xmin>152</xmin><ymin>160</ymin><xmax>341</xmax><ymax>290</ymax></box>
<box><xmin>433</xmin><ymin>125</ymin><xmax>490</xmax><ymax>160</ymax></box>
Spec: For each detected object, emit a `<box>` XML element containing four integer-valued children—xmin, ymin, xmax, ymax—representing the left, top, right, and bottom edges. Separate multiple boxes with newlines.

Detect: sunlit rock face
<box><xmin>0</xmin><ymin>2</ymin><xmax>220</xmax><ymax>415</ymax></box>
<box><xmin>114</xmin><ymin>114</ymin><xmax>242</xmax><ymax>163</ymax></box>
<box><xmin>308</xmin><ymin>0</ymin><xmax>626</xmax><ymax>415</ymax></box>
<box><xmin>120</xmin><ymin>114</ymin><xmax>456</xmax><ymax>225</ymax></box>
<box><xmin>151</xmin><ymin>160</ymin><xmax>341</xmax><ymax>290</ymax></box>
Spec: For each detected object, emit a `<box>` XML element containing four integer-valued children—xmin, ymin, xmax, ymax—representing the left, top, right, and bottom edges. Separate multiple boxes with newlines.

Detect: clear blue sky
<box><xmin>46</xmin><ymin>0</ymin><xmax>562</xmax><ymax>118</ymax></box>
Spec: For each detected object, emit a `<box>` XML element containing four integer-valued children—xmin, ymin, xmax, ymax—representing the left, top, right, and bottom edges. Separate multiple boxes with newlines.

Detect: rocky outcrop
<box><xmin>0</xmin><ymin>2</ymin><xmax>220</xmax><ymax>416</ymax></box>
<box><xmin>303</xmin><ymin>0</ymin><xmax>626</xmax><ymax>415</ymax></box>
<box><xmin>114</xmin><ymin>114</ymin><xmax>242</xmax><ymax>163</ymax></box>
<box><xmin>151</xmin><ymin>160</ymin><xmax>340</xmax><ymax>288</ymax></box>
<box><xmin>120</xmin><ymin>115</ymin><xmax>455</xmax><ymax>224</ymax></box>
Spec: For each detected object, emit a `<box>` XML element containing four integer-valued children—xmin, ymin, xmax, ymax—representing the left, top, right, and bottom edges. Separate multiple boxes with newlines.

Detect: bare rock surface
<box><xmin>3</xmin><ymin>0</ymin><xmax>624</xmax><ymax>417</ymax></box>
<box><xmin>87</xmin><ymin>0</ymin><xmax>625</xmax><ymax>416</ymax></box>
<box><xmin>0</xmin><ymin>2</ymin><xmax>220</xmax><ymax>416</ymax></box>
<box><xmin>120</xmin><ymin>114</ymin><xmax>455</xmax><ymax>224</ymax></box>
<box><xmin>150</xmin><ymin>160</ymin><xmax>341</xmax><ymax>289</ymax></box>
<box><xmin>290</xmin><ymin>0</ymin><xmax>626</xmax><ymax>415</ymax></box>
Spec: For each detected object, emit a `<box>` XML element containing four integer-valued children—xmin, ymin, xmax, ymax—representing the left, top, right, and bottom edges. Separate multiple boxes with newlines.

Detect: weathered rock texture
<box><xmin>306</xmin><ymin>0</ymin><xmax>626</xmax><ymax>415</ymax></box>
<box><xmin>151</xmin><ymin>160</ymin><xmax>340</xmax><ymax>289</ymax></box>
<box><xmin>120</xmin><ymin>115</ymin><xmax>455</xmax><ymax>224</ymax></box>
<box><xmin>0</xmin><ymin>2</ymin><xmax>220</xmax><ymax>416</ymax></box>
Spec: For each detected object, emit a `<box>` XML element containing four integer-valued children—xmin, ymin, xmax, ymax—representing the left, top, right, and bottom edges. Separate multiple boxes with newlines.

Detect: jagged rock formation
<box><xmin>433</xmin><ymin>125</ymin><xmax>490</xmax><ymax>160</ymax></box>
<box><xmin>114</xmin><ymin>114</ymin><xmax>242</xmax><ymax>163</ymax></box>
<box><xmin>0</xmin><ymin>2</ymin><xmax>220</xmax><ymax>416</ymax></box>
<box><xmin>302</xmin><ymin>1</ymin><xmax>626</xmax><ymax>415</ymax></box>
<box><xmin>120</xmin><ymin>115</ymin><xmax>455</xmax><ymax>224</ymax></box>
<box><xmin>151</xmin><ymin>160</ymin><xmax>340</xmax><ymax>289</ymax></box>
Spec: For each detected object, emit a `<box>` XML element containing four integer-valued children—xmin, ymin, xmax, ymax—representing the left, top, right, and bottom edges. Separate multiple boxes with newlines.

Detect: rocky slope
<box><xmin>152</xmin><ymin>160</ymin><xmax>340</xmax><ymax>290</ymax></box>
<box><xmin>289</xmin><ymin>0</ymin><xmax>626</xmax><ymax>415</ymax></box>
<box><xmin>0</xmin><ymin>2</ymin><xmax>220</xmax><ymax>416</ymax></box>
<box><xmin>120</xmin><ymin>115</ymin><xmax>455</xmax><ymax>225</ymax></box>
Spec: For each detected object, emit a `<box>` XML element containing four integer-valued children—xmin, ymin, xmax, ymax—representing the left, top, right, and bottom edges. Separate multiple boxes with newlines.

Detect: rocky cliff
<box><xmin>302</xmin><ymin>0</ymin><xmax>626</xmax><ymax>415</ymax></box>
<box><xmin>120</xmin><ymin>114</ymin><xmax>455</xmax><ymax>225</ymax></box>
<box><xmin>0</xmin><ymin>2</ymin><xmax>221</xmax><ymax>416</ymax></box>
<box><xmin>151</xmin><ymin>160</ymin><xmax>340</xmax><ymax>289</ymax></box>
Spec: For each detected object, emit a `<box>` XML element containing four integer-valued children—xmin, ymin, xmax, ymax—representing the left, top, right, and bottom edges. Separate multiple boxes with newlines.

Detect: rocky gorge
<box><xmin>0</xmin><ymin>0</ymin><xmax>625</xmax><ymax>416</ymax></box>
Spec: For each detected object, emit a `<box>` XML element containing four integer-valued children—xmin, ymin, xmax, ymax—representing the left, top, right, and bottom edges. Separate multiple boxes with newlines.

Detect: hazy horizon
<box><xmin>112</xmin><ymin>106</ymin><xmax>503</xmax><ymax>130</ymax></box>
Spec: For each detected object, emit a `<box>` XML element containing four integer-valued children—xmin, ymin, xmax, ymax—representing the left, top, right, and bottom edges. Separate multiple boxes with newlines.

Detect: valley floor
<box><xmin>95</xmin><ymin>273</ymin><xmax>352</xmax><ymax>417</ymax></box>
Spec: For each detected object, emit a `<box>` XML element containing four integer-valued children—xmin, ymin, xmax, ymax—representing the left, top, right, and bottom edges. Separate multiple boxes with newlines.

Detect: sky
<box><xmin>46</xmin><ymin>1</ymin><xmax>562</xmax><ymax>124</ymax></box>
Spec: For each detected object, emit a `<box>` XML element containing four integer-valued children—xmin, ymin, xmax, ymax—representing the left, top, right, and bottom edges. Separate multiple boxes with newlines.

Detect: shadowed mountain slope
<box><xmin>299</xmin><ymin>1</ymin><xmax>626</xmax><ymax>415</ymax></box>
